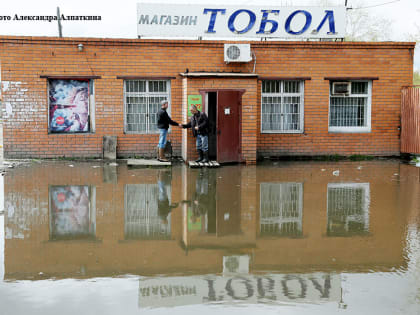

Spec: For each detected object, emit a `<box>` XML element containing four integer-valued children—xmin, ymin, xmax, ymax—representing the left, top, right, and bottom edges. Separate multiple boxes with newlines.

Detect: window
<box><xmin>260</xmin><ymin>183</ymin><xmax>303</xmax><ymax>237</ymax></box>
<box><xmin>329</xmin><ymin>81</ymin><xmax>372</xmax><ymax>132</ymax></box>
<box><xmin>124</xmin><ymin>184</ymin><xmax>171</xmax><ymax>240</ymax></box>
<box><xmin>48</xmin><ymin>79</ymin><xmax>92</xmax><ymax>133</ymax></box>
<box><xmin>327</xmin><ymin>183</ymin><xmax>370</xmax><ymax>237</ymax></box>
<box><xmin>124</xmin><ymin>80</ymin><xmax>171</xmax><ymax>133</ymax></box>
<box><xmin>261</xmin><ymin>80</ymin><xmax>304</xmax><ymax>133</ymax></box>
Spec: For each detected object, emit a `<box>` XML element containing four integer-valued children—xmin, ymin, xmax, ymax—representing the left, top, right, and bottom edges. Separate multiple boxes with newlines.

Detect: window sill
<box><xmin>48</xmin><ymin>132</ymin><xmax>95</xmax><ymax>135</ymax></box>
<box><xmin>328</xmin><ymin>127</ymin><xmax>371</xmax><ymax>133</ymax></box>
<box><xmin>124</xmin><ymin>131</ymin><xmax>160</xmax><ymax>135</ymax></box>
<box><xmin>261</xmin><ymin>130</ymin><xmax>304</xmax><ymax>134</ymax></box>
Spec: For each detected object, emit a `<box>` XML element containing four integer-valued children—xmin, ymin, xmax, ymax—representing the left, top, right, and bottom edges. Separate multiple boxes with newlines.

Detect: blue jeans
<box><xmin>158</xmin><ymin>180</ymin><xmax>168</xmax><ymax>202</ymax></box>
<box><xmin>158</xmin><ymin>129</ymin><xmax>168</xmax><ymax>149</ymax></box>
<box><xmin>196</xmin><ymin>134</ymin><xmax>208</xmax><ymax>152</ymax></box>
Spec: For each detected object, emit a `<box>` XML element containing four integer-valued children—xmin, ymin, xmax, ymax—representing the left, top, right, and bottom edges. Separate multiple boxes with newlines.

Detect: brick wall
<box><xmin>0</xmin><ymin>36</ymin><xmax>414</xmax><ymax>161</ymax></box>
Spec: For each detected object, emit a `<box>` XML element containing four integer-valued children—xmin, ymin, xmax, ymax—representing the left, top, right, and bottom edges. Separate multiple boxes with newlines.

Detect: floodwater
<box><xmin>0</xmin><ymin>160</ymin><xmax>419</xmax><ymax>315</ymax></box>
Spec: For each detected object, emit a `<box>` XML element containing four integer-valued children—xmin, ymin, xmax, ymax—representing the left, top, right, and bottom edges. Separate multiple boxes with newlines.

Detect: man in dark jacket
<box><xmin>182</xmin><ymin>105</ymin><xmax>209</xmax><ymax>163</ymax></box>
<box><xmin>157</xmin><ymin>100</ymin><xmax>179</xmax><ymax>162</ymax></box>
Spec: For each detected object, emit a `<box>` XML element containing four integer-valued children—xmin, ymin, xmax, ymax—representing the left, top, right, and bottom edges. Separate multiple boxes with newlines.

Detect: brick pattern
<box><xmin>0</xmin><ymin>37</ymin><xmax>414</xmax><ymax>161</ymax></box>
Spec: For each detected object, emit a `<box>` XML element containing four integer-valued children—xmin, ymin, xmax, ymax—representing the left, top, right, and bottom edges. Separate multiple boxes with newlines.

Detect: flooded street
<box><xmin>0</xmin><ymin>160</ymin><xmax>419</xmax><ymax>314</ymax></box>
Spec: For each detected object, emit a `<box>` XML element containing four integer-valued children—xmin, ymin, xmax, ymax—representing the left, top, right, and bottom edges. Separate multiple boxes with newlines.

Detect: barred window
<box><xmin>329</xmin><ymin>81</ymin><xmax>372</xmax><ymax>132</ymax></box>
<box><xmin>260</xmin><ymin>183</ymin><xmax>303</xmax><ymax>237</ymax></box>
<box><xmin>124</xmin><ymin>184</ymin><xmax>171</xmax><ymax>240</ymax></box>
<box><xmin>261</xmin><ymin>80</ymin><xmax>304</xmax><ymax>133</ymax></box>
<box><xmin>327</xmin><ymin>183</ymin><xmax>370</xmax><ymax>237</ymax></box>
<box><xmin>124</xmin><ymin>80</ymin><xmax>171</xmax><ymax>134</ymax></box>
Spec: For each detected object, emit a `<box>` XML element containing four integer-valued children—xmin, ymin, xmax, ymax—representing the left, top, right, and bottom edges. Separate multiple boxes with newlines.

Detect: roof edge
<box><xmin>0</xmin><ymin>35</ymin><xmax>416</xmax><ymax>49</ymax></box>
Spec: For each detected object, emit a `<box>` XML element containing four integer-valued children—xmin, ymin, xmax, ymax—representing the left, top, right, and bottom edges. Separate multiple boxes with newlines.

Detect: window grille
<box><xmin>329</xmin><ymin>81</ymin><xmax>371</xmax><ymax>132</ymax></box>
<box><xmin>124</xmin><ymin>80</ymin><xmax>171</xmax><ymax>134</ymax></box>
<box><xmin>260</xmin><ymin>183</ymin><xmax>303</xmax><ymax>237</ymax></box>
<box><xmin>124</xmin><ymin>184</ymin><xmax>171</xmax><ymax>240</ymax></box>
<box><xmin>327</xmin><ymin>183</ymin><xmax>370</xmax><ymax>236</ymax></box>
<box><xmin>261</xmin><ymin>80</ymin><xmax>304</xmax><ymax>133</ymax></box>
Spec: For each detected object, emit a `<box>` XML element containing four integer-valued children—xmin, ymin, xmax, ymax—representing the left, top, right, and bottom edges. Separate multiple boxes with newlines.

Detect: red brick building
<box><xmin>0</xmin><ymin>36</ymin><xmax>415</xmax><ymax>163</ymax></box>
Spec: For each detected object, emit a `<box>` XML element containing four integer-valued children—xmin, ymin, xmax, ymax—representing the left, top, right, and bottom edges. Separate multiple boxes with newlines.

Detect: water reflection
<box><xmin>1</xmin><ymin>161</ymin><xmax>419</xmax><ymax>314</ymax></box>
<box><xmin>49</xmin><ymin>185</ymin><xmax>96</xmax><ymax>240</ymax></box>
<box><xmin>260</xmin><ymin>183</ymin><xmax>303</xmax><ymax>237</ymax></box>
<box><xmin>138</xmin><ymin>273</ymin><xmax>340</xmax><ymax>307</ymax></box>
<box><xmin>327</xmin><ymin>183</ymin><xmax>370</xmax><ymax>237</ymax></box>
<box><xmin>186</xmin><ymin>169</ymin><xmax>216</xmax><ymax>234</ymax></box>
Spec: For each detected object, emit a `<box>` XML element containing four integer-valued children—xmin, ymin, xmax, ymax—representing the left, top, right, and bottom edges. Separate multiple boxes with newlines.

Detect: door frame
<box><xmin>199</xmin><ymin>89</ymin><xmax>245</xmax><ymax>163</ymax></box>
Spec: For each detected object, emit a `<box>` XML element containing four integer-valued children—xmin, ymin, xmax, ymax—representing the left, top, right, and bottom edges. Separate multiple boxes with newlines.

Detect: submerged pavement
<box><xmin>0</xmin><ymin>160</ymin><xmax>419</xmax><ymax>314</ymax></box>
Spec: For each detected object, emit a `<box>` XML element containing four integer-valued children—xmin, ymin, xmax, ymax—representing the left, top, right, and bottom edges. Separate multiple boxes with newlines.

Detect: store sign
<box><xmin>138</xmin><ymin>273</ymin><xmax>341</xmax><ymax>308</ymax></box>
<box><xmin>137</xmin><ymin>4</ymin><xmax>346</xmax><ymax>39</ymax></box>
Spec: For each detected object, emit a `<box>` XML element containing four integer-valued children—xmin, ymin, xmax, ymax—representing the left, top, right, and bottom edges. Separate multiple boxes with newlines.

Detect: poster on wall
<box><xmin>187</xmin><ymin>95</ymin><xmax>202</xmax><ymax>117</ymax></box>
<box><xmin>49</xmin><ymin>80</ymin><xmax>90</xmax><ymax>133</ymax></box>
<box><xmin>49</xmin><ymin>185</ymin><xmax>96</xmax><ymax>240</ymax></box>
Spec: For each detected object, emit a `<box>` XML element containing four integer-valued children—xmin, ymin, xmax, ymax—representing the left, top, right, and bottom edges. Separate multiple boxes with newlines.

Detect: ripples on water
<box><xmin>0</xmin><ymin>160</ymin><xmax>419</xmax><ymax>315</ymax></box>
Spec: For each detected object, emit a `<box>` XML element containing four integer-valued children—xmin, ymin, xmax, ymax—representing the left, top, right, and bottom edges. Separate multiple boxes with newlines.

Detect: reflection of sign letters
<box><xmin>139</xmin><ymin>273</ymin><xmax>341</xmax><ymax>308</ymax></box>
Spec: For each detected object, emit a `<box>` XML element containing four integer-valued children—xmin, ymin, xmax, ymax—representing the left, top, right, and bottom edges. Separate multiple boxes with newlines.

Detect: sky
<box><xmin>0</xmin><ymin>0</ymin><xmax>418</xmax><ymax>69</ymax></box>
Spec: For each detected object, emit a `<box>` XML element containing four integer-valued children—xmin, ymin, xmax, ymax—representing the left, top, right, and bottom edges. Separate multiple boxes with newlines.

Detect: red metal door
<box><xmin>401</xmin><ymin>86</ymin><xmax>420</xmax><ymax>154</ymax></box>
<box><xmin>217</xmin><ymin>91</ymin><xmax>241</xmax><ymax>163</ymax></box>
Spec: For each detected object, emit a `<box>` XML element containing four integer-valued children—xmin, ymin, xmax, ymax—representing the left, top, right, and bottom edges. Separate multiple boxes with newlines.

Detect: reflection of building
<box><xmin>327</xmin><ymin>183</ymin><xmax>370</xmax><ymax>237</ymax></box>
<box><xmin>260</xmin><ymin>183</ymin><xmax>303</xmax><ymax>237</ymax></box>
<box><xmin>138</xmin><ymin>273</ymin><xmax>341</xmax><ymax>308</ymax></box>
<box><xmin>124</xmin><ymin>184</ymin><xmax>171</xmax><ymax>240</ymax></box>
<box><xmin>181</xmin><ymin>167</ymin><xmax>246</xmax><ymax>250</ymax></box>
<box><xmin>2</xmin><ymin>161</ymin><xmax>412</xmax><ymax>281</ymax></box>
<box><xmin>49</xmin><ymin>185</ymin><xmax>96</xmax><ymax>240</ymax></box>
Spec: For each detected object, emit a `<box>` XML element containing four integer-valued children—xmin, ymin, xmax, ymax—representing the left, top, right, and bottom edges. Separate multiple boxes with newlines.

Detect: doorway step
<box><xmin>188</xmin><ymin>160</ymin><xmax>220</xmax><ymax>168</ymax></box>
<box><xmin>127</xmin><ymin>159</ymin><xmax>171</xmax><ymax>167</ymax></box>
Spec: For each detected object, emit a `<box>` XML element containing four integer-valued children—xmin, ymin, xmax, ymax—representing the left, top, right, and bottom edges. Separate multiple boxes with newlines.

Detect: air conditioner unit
<box><xmin>332</xmin><ymin>82</ymin><xmax>351</xmax><ymax>95</ymax></box>
<box><xmin>224</xmin><ymin>44</ymin><xmax>252</xmax><ymax>63</ymax></box>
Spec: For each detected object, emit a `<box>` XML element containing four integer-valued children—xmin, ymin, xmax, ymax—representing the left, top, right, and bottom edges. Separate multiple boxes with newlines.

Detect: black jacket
<box><xmin>182</xmin><ymin>111</ymin><xmax>209</xmax><ymax>137</ymax></box>
<box><xmin>157</xmin><ymin>108</ymin><xmax>178</xmax><ymax>130</ymax></box>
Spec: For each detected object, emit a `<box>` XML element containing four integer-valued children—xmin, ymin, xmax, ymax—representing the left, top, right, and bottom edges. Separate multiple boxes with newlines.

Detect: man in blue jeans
<box><xmin>157</xmin><ymin>100</ymin><xmax>179</xmax><ymax>162</ymax></box>
<box><xmin>181</xmin><ymin>105</ymin><xmax>209</xmax><ymax>163</ymax></box>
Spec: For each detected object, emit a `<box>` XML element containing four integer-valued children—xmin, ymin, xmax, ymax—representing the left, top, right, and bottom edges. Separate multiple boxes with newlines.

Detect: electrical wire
<box><xmin>349</xmin><ymin>0</ymin><xmax>401</xmax><ymax>10</ymax></box>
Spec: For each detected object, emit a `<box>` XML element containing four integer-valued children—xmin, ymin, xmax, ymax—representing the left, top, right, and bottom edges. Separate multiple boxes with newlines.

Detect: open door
<box><xmin>217</xmin><ymin>91</ymin><xmax>241</xmax><ymax>163</ymax></box>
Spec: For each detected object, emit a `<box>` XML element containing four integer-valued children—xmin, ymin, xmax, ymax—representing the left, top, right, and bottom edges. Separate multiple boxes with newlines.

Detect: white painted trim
<box><xmin>90</xmin><ymin>79</ymin><xmax>95</xmax><ymax>133</ymax></box>
<box><xmin>123</xmin><ymin>79</ymin><xmax>171</xmax><ymax>134</ymax></box>
<box><xmin>205</xmin><ymin>92</ymin><xmax>209</xmax><ymax>116</ymax></box>
<box><xmin>328</xmin><ymin>80</ymin><xmax>372</xmax><ymax>133</ymax></box>
<box><xmin>260</xmin><ymin>80</ymin><xmax>305</xmax><ymax>134</ymax></box>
